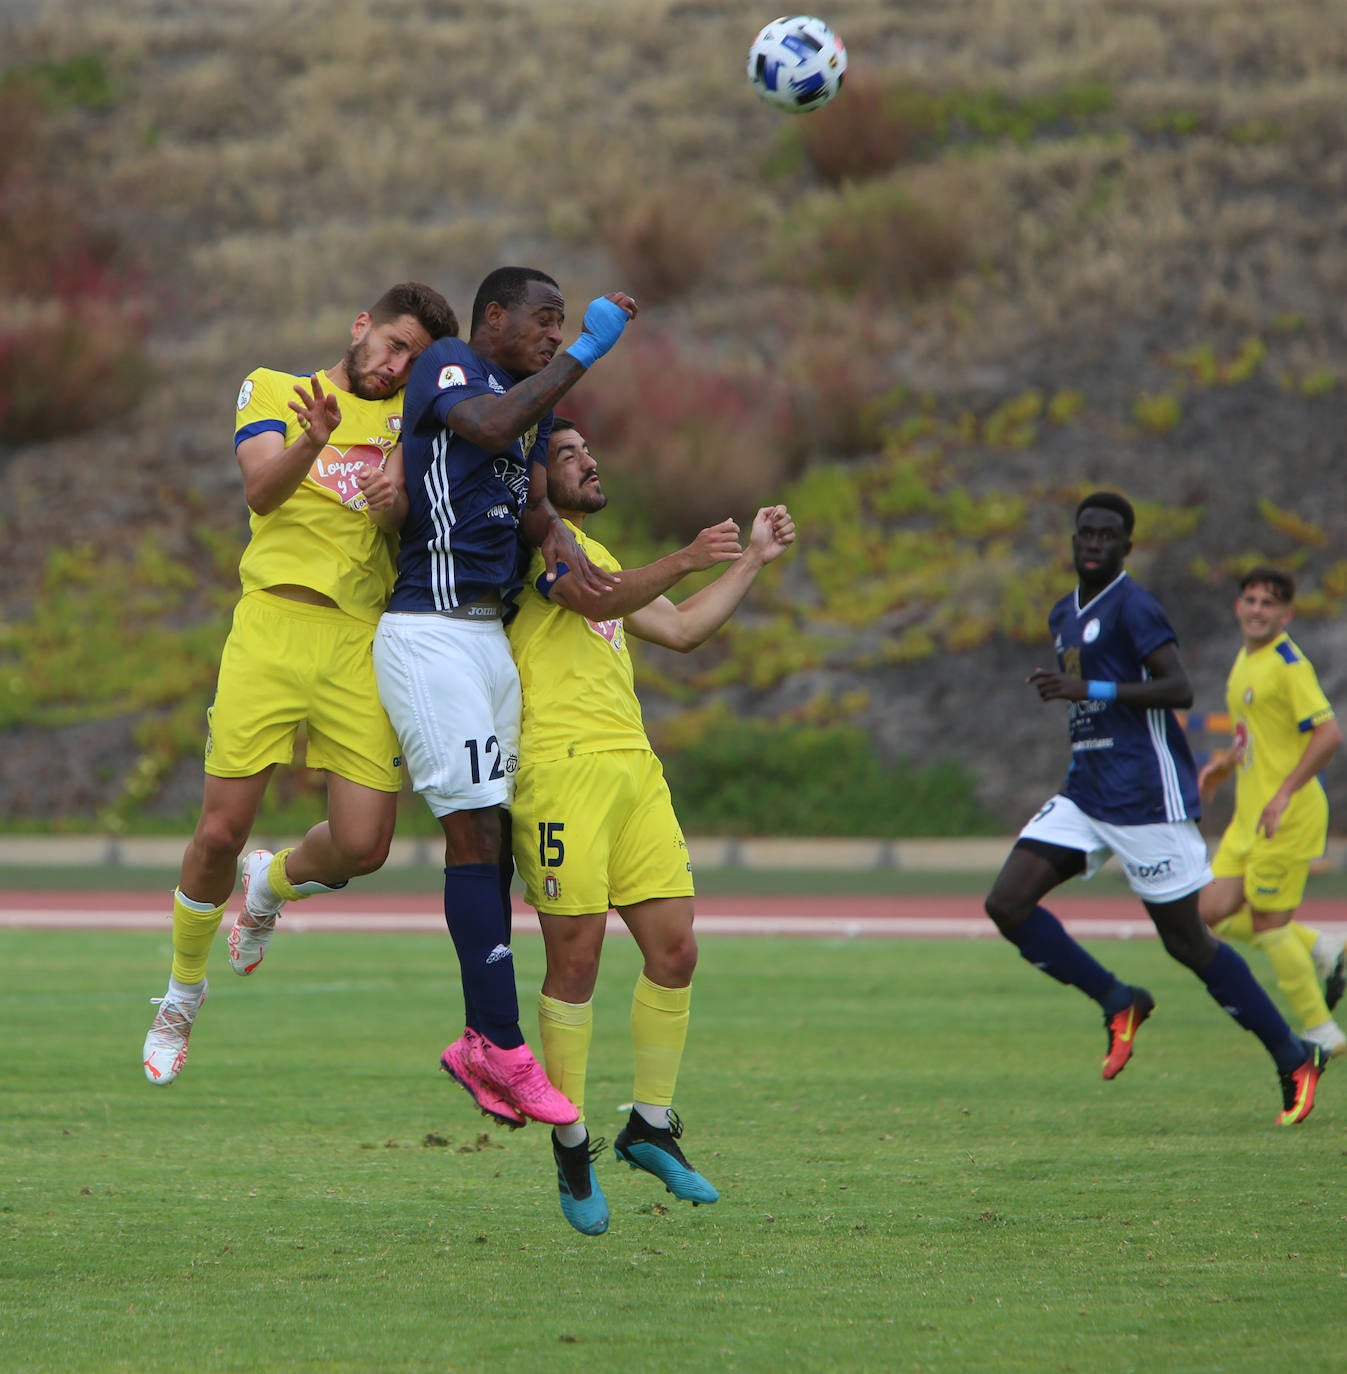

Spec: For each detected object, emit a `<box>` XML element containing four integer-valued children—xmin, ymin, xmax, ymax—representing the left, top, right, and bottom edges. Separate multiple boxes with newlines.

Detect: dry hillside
<box><xmin>2</xmin><ymin>0</ymin><xmax>1347</xmax><ymax>833</ymax></box>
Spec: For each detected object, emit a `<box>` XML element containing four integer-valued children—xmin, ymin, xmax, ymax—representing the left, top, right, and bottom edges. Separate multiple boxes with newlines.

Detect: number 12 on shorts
<box><xmin>463</xmin><ymin>736</ymin><xmax>505</xmax><ymax>784</ymax></box>
<box><xmin>537</xmin><ymin>822</ymin><xmax>565</xmax><ymax>868</ymax></box>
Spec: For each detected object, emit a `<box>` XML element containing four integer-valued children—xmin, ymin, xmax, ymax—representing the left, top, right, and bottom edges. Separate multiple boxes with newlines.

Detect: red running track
<box><xmin>4</xmin><ymin>890</ymin><xmax>1345</xmax><ymax>939</ymax></box>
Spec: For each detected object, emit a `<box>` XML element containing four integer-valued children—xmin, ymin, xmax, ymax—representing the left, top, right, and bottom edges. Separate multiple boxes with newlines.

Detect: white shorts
<box><xmin>1018</xmin><ymin>794</ymin><xmax>1212</xmax><ymax>902</ymax></box>
<box><xmin>373</xmin><ymin>612</ymin><xmax>520</xmax><ymax>816</ymax></box>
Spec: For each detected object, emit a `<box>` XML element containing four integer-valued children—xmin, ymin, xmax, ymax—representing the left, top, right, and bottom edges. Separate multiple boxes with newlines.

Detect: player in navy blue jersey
<box><xmin>984</xmin><ymin>492</ymin><xmax>1328</xmax><ymax>1125</ymax></box>
<box><xmin>374</xmin><ymin>266</ymin><xmax>636</xmax><ymax>1128</ymax></box>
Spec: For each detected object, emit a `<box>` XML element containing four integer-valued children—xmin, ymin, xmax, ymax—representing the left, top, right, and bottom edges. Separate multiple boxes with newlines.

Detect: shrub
<box><xmin>770</xmin><ymin>178</ymin><xmax>967</xmax><ymax>301</ymax></box>
<box><xmin>793</xmin><ymin>71</ymin><xmax>942</xmax><ymax>183</ymax></box>
<box><xmin>1131</xmin><ymin>391</ymin><xmax>1182</xmax><ymax>435</ymax></box>
<box><xmin>589</xmin><ymin>177</ymin><xmax>739</xmax><ymax>305</ymax></box>
<box><xmin>0</xmin><ymin>76</ymin><xmax>152</xmax><ymax>441</ymax></box>
<box><xmin>656</xmin><ymin>711</ymin><xmax>1000</xmax><ymax>837</ymax></box>
<box><xmin>565</xmin><ymin>333</ymin><xmax>800</xmax><ymax>540</ymax></box>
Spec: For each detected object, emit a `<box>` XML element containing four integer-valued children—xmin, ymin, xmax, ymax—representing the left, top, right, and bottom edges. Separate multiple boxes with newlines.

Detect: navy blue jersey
<box><xmin>387</xmin><ymin>337</ymin><xmax>550</xmax><ymax>612</ymax></box>
<box><xmin>1047</xmin><ymin>572</ymin><xmax>1201</xmax><ymax>825</ymax></box>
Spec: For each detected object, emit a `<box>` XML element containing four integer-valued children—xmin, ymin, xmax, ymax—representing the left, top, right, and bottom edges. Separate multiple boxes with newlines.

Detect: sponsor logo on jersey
<box><xmin>236</xmin><ymin>379</ymin><xmax>254</xmax><ymax>410</ymax></box>
<box><xmin>585</xmin><ymin>617</ymin><xmax>625</xmax><ymax>651</ymax></box>
<box><xmin>436</xmin><ymin>364</ymin><xmax>467</xmax><ymax>390</ymax></box>
<box><xmin>487</xmin><ymin>503</ymin><xmax>512</xmax><ymax>520</ymax></box>
<box><xmin>311</xmin><ymin>442</ymin><xmax>389</xmax><ymax>509</ymax></box>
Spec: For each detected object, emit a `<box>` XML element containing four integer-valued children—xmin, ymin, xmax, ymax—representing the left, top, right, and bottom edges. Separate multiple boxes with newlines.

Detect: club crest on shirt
<box><xmin>1083</xmin><ymin>619</ymin><xmax>1101</xmax><ymax>643</ymax></box>
<box><xmin>388</xmin><ymin>415</ymin><xmax>402</xmax><ymax>433</ymax></box>
<box><xmin>544</xmin><ymin>873</ymin><xmax>560</xmax><ymax>901</ymax></box>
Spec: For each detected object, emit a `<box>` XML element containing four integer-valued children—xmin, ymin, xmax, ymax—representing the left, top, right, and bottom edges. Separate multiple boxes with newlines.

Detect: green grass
<box><xmin>1</xmin><ymin>931</ymin><xmax>1342</xmax><ymax>1373</ymax></box>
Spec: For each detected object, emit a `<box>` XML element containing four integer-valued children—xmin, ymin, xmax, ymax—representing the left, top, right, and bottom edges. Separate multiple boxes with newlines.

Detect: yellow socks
<box><xmin>170</xmin><ymin>889</ymin><xmax>227</xmax><ymax>984</ymax></box>
<box><xmin>538</xmin><ymin>993</ymin><xmax>593</xmax><ymax>1119</ymax></box>
<box><xmin>1216</xmin><ymin>906</ymin><xmax>1322</xmax><ymax>960</ymax></box>
<box><xmin>630</xmin><ymin>974</ymin><xmax>691</xmax><ymax>1108</ymax></box>
<box><xmin>1253</xmin><ymin>923</ymin><xmax>1331</xmax><ymax>1032</ymax></box>
<box><xmin>267</xmin><ymin>847</ymin><xmax>300</xmax><ymax>903</ymax></box>
<box><xmin>1213</xmin><ymin>908</ymin><xmax>1255</xmax><ymax>944</ymax></box>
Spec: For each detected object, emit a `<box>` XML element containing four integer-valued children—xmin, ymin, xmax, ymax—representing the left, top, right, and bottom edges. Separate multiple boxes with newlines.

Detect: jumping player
<box><xmin>983</xmin><ymin>492</ymin><xmax>1328</xmax><ymax>1126</ymax></box>
<box><xmin>508</xmin><ymin>418</ymin><xmax>795</xmax><ymax>1234</ymax></box>
<box><xmin>142</xmin><ymin>282</ymin><xmax>458</xmax><ymax>1085</ymax></box>
<box><xmin>372</xmin><ymin>269</ymin><xmax>635</xmax><ymax>1129</ymax></box>
<box><xmin>1197</xmin><ymin>567</ymin><xmax>1345</xmax><ymax>1056</ymax></box>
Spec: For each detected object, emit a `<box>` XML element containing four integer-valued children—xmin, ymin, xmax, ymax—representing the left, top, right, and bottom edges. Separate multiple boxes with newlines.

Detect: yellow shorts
<box><xmin>512</xmin><ymin>749</ymin><xmax>694</xmax><ymax>915</ymax></box>
<box><xmin>205</xmin><ymin>591</ymin><xmax>402</xmax><ymax>791</ymax></box>
<box><xmin>1210</xmin><ymin>831</ymin><xmax>1314</xmax><ymax>912</ymax></box>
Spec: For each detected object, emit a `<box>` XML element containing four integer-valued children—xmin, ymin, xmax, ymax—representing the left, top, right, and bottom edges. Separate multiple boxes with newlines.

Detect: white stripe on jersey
<box><xmin>1146</xmin><ymin>707</ymin><xmax>1186</xmax><ymax>820</ymax></box>
<box><xmin>427</xmin><ymin>430</ymin><xmax>457</xmax><ymax>610</ymax></box>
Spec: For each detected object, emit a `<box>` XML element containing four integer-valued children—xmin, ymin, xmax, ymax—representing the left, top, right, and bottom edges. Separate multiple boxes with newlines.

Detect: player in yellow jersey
<box><xmin>507</xmin><ymin>417</ymin><xmax>795</xmax><ymax>1235</ymax></box>
<box><xmin>1198</xmin><ymin>567</ymin><xmax>1346</xmax><ymax>1057</ymax></box>
<box><xmin>143</xmin><ymin>282</ymin><xmax>457</xmax><ymax>1086</ymax></box>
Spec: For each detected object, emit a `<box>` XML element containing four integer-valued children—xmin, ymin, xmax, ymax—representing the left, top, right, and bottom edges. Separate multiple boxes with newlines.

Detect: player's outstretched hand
<box><xmin>563</xmin><ymin>294</ymin><xmax>637</xmax><ymax>370</ymax></box>
<box><xmin>541</xmin><ymin>518</ymin><xmax>620</xmax><ymax>595</ymax></box>
<box><xmin>1028</xmin><ymin>668</ymin><xmax>1086</xmax><ymax>703</ymax></box>
<box><xmin>750</xmin><ymin>504</ymin><xmax>796</xmax><ymax>563</ymax></box>
<box><xmin>686</xmin><ymin>518</ymin><xmax>743</xmax><ymax>571</ymax></box>
<box><xmin>289</xmin><ymin>373</ymin><xmax>341</xmax><ymax>445</ymax></box>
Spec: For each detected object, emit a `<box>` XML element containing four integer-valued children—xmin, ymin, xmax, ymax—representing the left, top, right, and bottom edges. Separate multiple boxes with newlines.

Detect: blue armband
<box><xmin>1086</xmin><ymin>680</ymin><xmax>1118</xmax><ymax>701</ymax></box>
<box><xmin>563</xmin><ymin>297</ymin><xmax>629</xmax><ymax>369</ymax></box>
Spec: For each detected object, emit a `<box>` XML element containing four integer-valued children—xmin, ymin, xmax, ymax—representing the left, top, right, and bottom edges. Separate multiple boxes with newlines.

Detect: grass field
<box><xmin>1</xmin><ymin>928</ymin><xmax>1341</xmax><ymax>1373</ymax></box>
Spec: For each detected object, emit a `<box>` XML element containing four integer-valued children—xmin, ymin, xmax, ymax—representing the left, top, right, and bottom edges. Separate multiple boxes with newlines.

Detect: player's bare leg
<box><xmin>611</xmin><ymin>896</ymin><xmax>717</xmax><ymax>1205</ymax></box>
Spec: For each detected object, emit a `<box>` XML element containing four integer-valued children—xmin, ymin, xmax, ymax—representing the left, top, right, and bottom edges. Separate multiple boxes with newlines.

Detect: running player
<box><xmin>1197</xmin><ymin>567</ymin><xmax>1345</xmax><ymax>1055</ymax></box>
<box><xmin>373</xmin><ymin>269</ymin><xmax>635</xmax><ymax>1129</ymax></box>
<box><xmin>983</xmin><ymin>492</ymin><xmax>1329</xmax><ymax>1125</ymax></box>
<box><xmin>143</xmin><ymin>282</ymin><xmax>458</xmax><ymax>1085</ymax></box>
<box><xmin>508</xmin><ymin>418</ymin><xmax>795</xmax><ymax>1235</ymax></box>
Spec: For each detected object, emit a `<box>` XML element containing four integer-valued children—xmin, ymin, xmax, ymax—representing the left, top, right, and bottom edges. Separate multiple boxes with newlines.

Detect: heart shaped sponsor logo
<box><xmin>310</xmin><ymin>443</ymin><xmax>387</xmax><ymax>510</ymax></box>
<box><xmin>585</xmin><ymin>617</ymin><xmax>624</xmax><ymax>650</ymax></box>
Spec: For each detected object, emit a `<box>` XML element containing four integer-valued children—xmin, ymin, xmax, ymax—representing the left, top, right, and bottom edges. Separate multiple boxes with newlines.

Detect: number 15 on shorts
<box><xmin>537</xmin><ymin>822</ymin><xmax>565</xmax><ymax>868</ymax></box>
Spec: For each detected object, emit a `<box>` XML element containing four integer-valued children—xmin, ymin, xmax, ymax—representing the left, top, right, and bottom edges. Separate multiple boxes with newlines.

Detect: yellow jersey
<box><xmin>233</xmin><ymin>367</ymin><xmax>405</xmax><ymax>625</ymax></box>
<box><xmin>507</xmin><ymin>523</ymin><xmax>650</xmax><ymax>763</ymax></box>
<box><xmin>1225</xmin><ymin>632</ymin><xmax>1334</xmax><ymax>851</ymax></box>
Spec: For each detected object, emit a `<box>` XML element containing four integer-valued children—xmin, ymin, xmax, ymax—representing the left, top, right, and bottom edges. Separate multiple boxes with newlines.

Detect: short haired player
<box><xmin>508</xmin><ymin>418</ymin><xmax>795</xmax><ymax>1235</ymax></box>
<box><xmin>1197</xmin><ymin>566</ymin><xmax>1345</xmax><ymax>1056</ymax></box>
<box><xmin>983</xmin><ymin>493</ymin><xmax>1329</xmax><ymax>1126</ymax></box>
<box><xmin>143</xmin><ymin>282</ymin><xmax>458</xmax><ymax>1085</ymax></box>
<box><xmin>373</xmin><ymin>269</ymin><xmax>636</xmax><ymax>1131</ymax></box>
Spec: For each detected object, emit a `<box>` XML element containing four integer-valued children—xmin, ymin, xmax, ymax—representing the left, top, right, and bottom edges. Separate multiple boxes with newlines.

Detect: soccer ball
<box><xmin>747</xmin><ymin>15</ymin><xmax>847</xmax><ymax>114</ymax></box>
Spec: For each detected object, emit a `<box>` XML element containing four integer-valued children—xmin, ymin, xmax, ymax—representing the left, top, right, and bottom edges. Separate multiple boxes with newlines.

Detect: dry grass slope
<box><xmin>2</xmin><ymin>0</ymin><xmax>1347</xmax><ymax>830</ymax></box>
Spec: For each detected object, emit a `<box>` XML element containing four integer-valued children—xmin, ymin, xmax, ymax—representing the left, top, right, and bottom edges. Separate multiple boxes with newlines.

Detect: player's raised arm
<box><xmin>625</xmin><ymin>505</ymin><xmax>795</xmax><ymax>653</ymax></box>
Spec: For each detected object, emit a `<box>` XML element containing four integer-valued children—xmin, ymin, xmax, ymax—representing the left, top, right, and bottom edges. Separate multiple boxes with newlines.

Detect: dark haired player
<box><xmin>373</xmin><ymin>267</ymin><xmax>636</xmax><ymax>1128</ymax></box>
<box><xmin>1197</xmin><ymin>566</ymin><xmax>1345</xmax><ymax>1056</ymax></box>
<box><xmin>509</xmin><ymin>418</ymin><xmax>795</xmax><ymax>1235</ymax></box>
<box><xmin>983</xmin><ymin>492</ymin><xmax>1328</xmax><ymax>1125</ymax></box>
<box><xmin>143</xmin><ymin>282</ymin><xmax>458</xmax><ymax>1086</ymax></box>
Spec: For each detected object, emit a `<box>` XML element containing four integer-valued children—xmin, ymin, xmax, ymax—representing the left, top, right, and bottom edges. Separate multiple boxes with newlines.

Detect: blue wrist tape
<box><xmin>563</xmin><ymin>297</ymin><xmax>629</xmax><ymax>369</ymax></box>
<box><xmin>1086</xmin><ymin>680</ymin><xmax>1118</xmax><ymax>701</ymax></box>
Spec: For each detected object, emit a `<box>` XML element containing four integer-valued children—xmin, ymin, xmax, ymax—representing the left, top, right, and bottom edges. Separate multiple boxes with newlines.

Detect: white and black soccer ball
<box><xmin>747</xmin><ymin>15</ymin><xmax>847</xmax><ymax>115</ymax></box>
